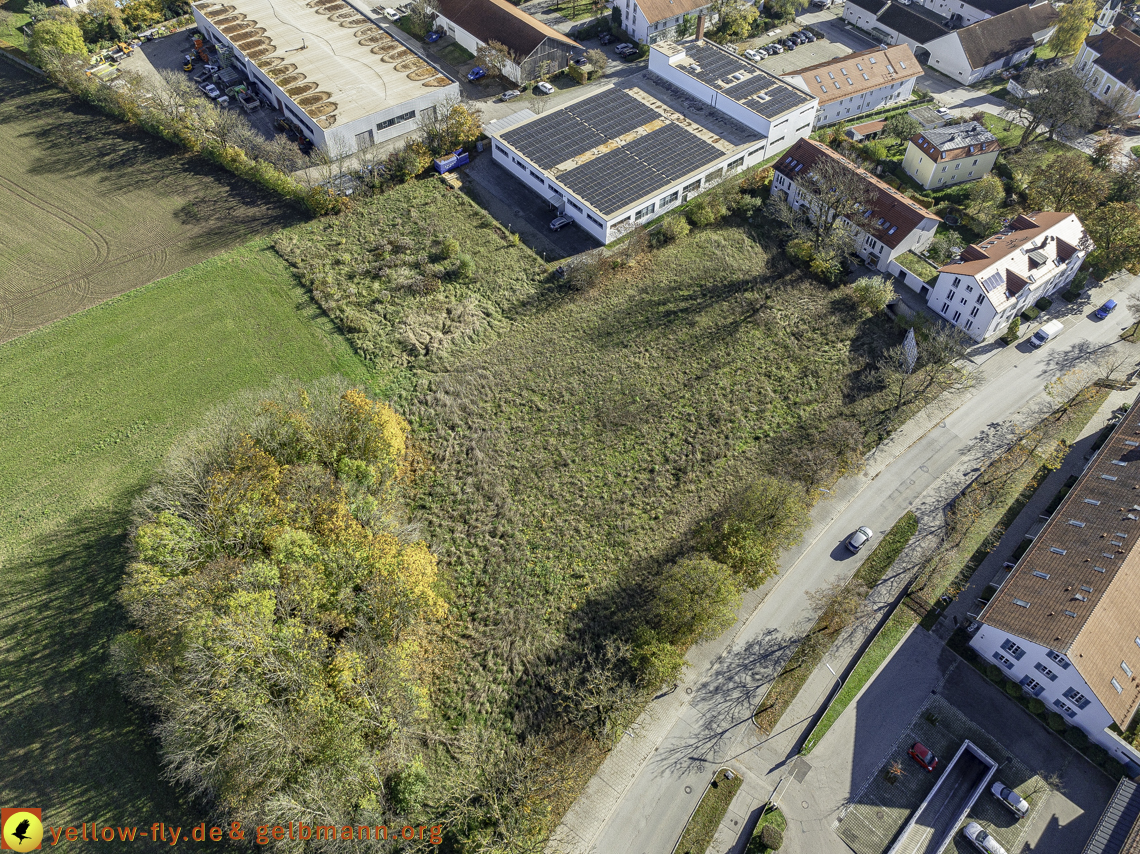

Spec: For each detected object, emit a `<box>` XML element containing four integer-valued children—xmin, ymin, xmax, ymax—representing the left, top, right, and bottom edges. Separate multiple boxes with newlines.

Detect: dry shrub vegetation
<box><xmin>274</xmin><ymin>180</ymin><xmax>546</xmax><ymax>365</ymax></box>
<box><xmin>262</xmin><ymin>178</ymin><xmax>974</xmax><ymax>847</ymax></box>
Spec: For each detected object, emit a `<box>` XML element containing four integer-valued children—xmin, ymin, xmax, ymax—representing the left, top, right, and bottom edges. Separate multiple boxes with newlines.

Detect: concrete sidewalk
<box><xmin>704</xmin><ymin>384</ymin><xmax>1137</xmax><ymax>854</ymax></box>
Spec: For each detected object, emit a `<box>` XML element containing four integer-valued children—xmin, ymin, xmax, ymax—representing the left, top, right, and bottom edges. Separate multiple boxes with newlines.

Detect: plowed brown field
<box><xmin>0</xmin><ymin>63</ymin><xmax>298</xmax><ymax>341</ymax></box>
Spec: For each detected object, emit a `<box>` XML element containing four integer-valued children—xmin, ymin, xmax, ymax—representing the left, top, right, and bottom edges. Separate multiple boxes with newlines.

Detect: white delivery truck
<box><xmin>1030</xmin><ymin>319</ymin><xmax>1063</xmax><ymax>348</ymax></box>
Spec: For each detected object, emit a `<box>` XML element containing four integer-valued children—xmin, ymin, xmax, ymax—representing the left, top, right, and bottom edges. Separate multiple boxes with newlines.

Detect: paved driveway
<box><xmin>789</xmin><ymin>629</ymin><xmax>1117</xmax><ymax>854</ymax></box>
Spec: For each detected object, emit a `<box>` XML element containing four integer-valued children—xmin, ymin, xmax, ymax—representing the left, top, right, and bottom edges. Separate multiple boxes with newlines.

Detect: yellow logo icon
<box><xmin>2</xmin><ymin>810</ymin><xmax>43</xmax><ymax>852</ymax></box>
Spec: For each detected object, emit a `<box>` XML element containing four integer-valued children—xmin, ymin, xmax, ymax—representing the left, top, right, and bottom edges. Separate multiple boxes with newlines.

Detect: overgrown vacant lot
<box><xmin>275</xmin><ymin>179</ymin><xmax>546</xmax><ymax>369</ymax></box>
<box><xmin>0</xmin><ymin>239</ymin><xmax>363</xmax><ymax>850</ymax></box>
<box><xmin>0</xmin><ymin>64</ymin><xmax>298</xmax><ymax>343</ymax></box>
<box><xmin>398</xmin><ymin>226</ymin><xmax>902</xmax><ymax>728</ymax></box>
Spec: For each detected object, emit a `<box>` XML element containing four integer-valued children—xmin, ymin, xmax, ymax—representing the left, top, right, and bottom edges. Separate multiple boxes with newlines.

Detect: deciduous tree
<box><xmin>1027</xmin><ymin>153</ymin><xmax>1110</xmax><ymax>215</ymax></box>
<box><xmin>474</xmin><ymin>40</ymin><xmax>516</xmax><ymax>79</ymax></box>
<box><xmin>1048</xmin><ymin>0</ymin><xmax>1094</xmax><ymax>56</ymax></box>
<box><xmin>1087</xmin><ymin>201</ymin><xmax>1140</xmax><ymax>273</ymax></box>
<box><xmin>650</xmin><ymin>556</ymin><xmax>742</xmax><ymax>647</ymax></box>
<box><xmin>964</xmin><ymin>174</ymin><xmax>1005</xmax><ymax>232</ymax></box>
<box><xmin>852</xmin><ymin>274</ymin><xmax>895</xmax><ymax>315</ymax></box>
<box><xmin>29</xmin><ymin>18</ymin><xmax>87</xmax><ymax>65</ymax></box>
<box><xmin>1001</xmin><ymin>68</ymin><xmax>1097</xmax><ymax>148</ymax></box>
<box><xmin>883</xmin><ymin>113</ymin><xmax>921</xmax><ymax>150</ymax></box>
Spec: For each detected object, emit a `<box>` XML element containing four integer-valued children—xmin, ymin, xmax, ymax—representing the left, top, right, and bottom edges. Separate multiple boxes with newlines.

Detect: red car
<box><xmin>909</xmin><ymin>742</ymin><xmax>938</xmax><ymax>772</ymax></box>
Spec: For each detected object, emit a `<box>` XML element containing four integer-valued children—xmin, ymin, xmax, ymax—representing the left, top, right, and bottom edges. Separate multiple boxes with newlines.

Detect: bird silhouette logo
<box><xmin>1</xmin><ymin>809</ymin><xmax>43</xmax><ymax>851</ymax></box>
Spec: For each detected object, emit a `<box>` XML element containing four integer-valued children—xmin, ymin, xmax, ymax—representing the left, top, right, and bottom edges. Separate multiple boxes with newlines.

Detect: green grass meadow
<box><xmin>0</xmin><ymin>238</ymin><xmax>364</xmax><ymax>848</ymax></box>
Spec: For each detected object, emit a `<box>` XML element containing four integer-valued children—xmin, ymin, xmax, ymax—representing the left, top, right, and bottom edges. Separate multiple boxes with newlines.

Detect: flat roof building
<box><xmin>488</xmin><ymin>39</ymin><xmax>817</xmax><ymax>243</ymax></box>
<box><xmin>193</xmin><ymin>0</ymin><xmax>460</xmax><ymax>152</ymax></box>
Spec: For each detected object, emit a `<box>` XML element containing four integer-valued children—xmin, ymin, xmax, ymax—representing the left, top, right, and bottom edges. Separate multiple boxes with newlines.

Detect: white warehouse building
<box><xmin>193</xmin><ymin>0</ymin><xmax>459</xmax><ymax>152</ymax></box>
<box><xmin>487</xmin><ymin>39</ymin><xmax>818</xmax><ymax>244</ymax></box>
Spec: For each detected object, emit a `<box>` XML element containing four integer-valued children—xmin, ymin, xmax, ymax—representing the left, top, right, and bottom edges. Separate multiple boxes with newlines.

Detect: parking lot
<box><xmin>790</xmin><ymin>629</ymin><xmax>1117</xmax><ymax>854</ymax></box>
<box><xmin>116</xmin><ymin>27</ymin><xmax>293</xmax><ymax>146</ymax></box>
<box><xmin>730</xmin><ymin>24</ymin><xmax>853</xmax><ymax>76</ymax></box>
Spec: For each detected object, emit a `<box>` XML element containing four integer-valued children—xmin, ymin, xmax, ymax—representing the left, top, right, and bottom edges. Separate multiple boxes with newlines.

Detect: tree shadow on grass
<box><xmin>0</xmin><ymin>501</ymin><xmax>224</xmax><ymax>852</ymax></box>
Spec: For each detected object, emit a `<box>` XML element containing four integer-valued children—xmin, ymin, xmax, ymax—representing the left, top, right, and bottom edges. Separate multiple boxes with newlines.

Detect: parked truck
<box><xmin>1030</xmin><ymin>319</ymin><xmax>1063</xmax><ymax>348</ymax></box>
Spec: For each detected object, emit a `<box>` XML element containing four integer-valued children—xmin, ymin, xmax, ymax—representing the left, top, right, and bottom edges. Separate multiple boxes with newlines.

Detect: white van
<box><xmin>1030</xmin><ymin>319</ymin><xmax>1063</xmax><ymax>348</ymax></box>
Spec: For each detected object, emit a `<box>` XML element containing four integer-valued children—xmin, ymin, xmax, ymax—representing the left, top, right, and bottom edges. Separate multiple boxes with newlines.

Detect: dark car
<box><xmin>1095</xmin><ymin>299</ymin><xmax>1117</xmax><ymax>319</ymax></box>
<box><xmin>572</xmin><ymin>55</ymin><xmax>588</xmax><ymax>66</ymax></box>
<box><xmin>467</xmin><ymin>65</ymin><xmax>486</xmax><ymax>81</ymax></box>
<box><xmin>784</xmin><ymin>39</ymin><xmax>796</xmax><ymax>50</ymax></box>
<box><xmin>909</xmin><ymin>742</ymin><xmax>938</xmax><ymax>772</ymax></box>
<box><xmin>425</xmin><ymin>29</ymin><xmax>442</xmax><ymax>42</ymax></box>
<box><xmin>598</xmin><ymin>32</ymin><xmax>613</xmax><ymax>44</ymax></box>
<box><xmin>803</xmin><ymin>31</ymin><xmax>817</xmax><ymax>41</ymax></box>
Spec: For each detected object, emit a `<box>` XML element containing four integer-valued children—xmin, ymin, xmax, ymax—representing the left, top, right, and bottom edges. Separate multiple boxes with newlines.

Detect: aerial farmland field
<box><xmin>0</xmin><ymin>63</ymin><xmax>299</xmax><ymax>342</ymax></box>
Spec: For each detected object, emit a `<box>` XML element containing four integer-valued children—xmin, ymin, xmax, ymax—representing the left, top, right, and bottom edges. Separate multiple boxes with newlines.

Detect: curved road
<box><xmin>551</xmin><ymin>273</ymin><xmax>1140</xmax><ymax>854</ymax></box>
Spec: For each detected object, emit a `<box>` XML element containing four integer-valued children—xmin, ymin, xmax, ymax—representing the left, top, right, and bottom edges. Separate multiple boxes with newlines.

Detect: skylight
<box><xmin>862</xmin><ymin>73</ymin><xmax>869</xmax><ymax>80</ymax></box>
<box><xmin>815</xmin><ymin>75</ymin><xmax>822</xmax><ymax>82</ymax></box>
<box><xmin>856</xmin><ymin>63</ymin><xmax>864</xmax><ymax>71</ymax></box>
<box><xmin>887</xmin><ymin>226</ymin><xmax>897</xmax><ymax>234</ymax></box>
<box><xmin>1050</xmin><ymin>547</ymin><xmax>1067</xmax><ymax>555</ymax></box>
<box><xmin>869</xmin><ymin>56</ymin><xmax>876</xmax><ymax>63</ymax></box>
<box><xmin>1013</xmin><ymin>598</ymin><xmax>1030</xmax><ymax>608</ymax></box>
<box><xmin>899</xmin><ymin>60</ymin><xmax>907</xmax><ymax>68</ymax></box>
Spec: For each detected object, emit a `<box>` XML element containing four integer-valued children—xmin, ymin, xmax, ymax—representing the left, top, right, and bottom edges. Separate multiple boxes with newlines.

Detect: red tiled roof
<box><xmin>1085</xmin><ymin>27</ymin><xmax>1140</xmax><ymax>90</ymax></box>
<box><xmin>978</xmin><ymin>396</ymin><xmax>1140</xmax><ymax>726</ymax></box>
<box><xmin>773</xmin><ymin>138</ymin><xmax>941</xmax><ymax>249</ymax></box>
<box><xmin>435</xmin><ymin>0</ymin><xmax>579</xmax><ymax>57</ymax></box>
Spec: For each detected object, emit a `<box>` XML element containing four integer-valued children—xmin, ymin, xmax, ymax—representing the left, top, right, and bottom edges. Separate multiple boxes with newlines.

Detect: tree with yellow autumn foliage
<box><xmin>113</xmin><ymin>379</ymin><xmax>446</xmax><ymax>844</ymax></box>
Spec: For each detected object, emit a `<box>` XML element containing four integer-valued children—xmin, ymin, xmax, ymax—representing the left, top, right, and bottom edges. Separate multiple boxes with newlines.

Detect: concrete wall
<box><xmin>971</xmin><ymin>626</ymin><xmax>1140</xmax><ymax>768</ymax></box>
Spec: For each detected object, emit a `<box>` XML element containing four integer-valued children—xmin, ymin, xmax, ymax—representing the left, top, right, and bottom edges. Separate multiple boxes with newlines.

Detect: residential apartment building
<box><xmin>844</xmin><ymin>0</ymin><xmax>1057</xmax><ymax>83</ymax></box>
<box><xmin>971</xmin><ymin>397</ymin><xmax>1140</xmax><ymax>775</ymax></box>
<box><xmin>489</xmin><ymin>39</ymin><xmax>817</xmax><ymax>244</ymax></box>
<box><xmin>901</xmin><ymin>121</ymin><xmax>999</xmax><ymax>189</ymax></box>
<box><xmin>916</xmin><ymin>212</ymin><xmax>1090</xmax><ymax>341</ymax></box>
<box><xmin>619</xmin><ymin>0</ymin><xmax>728</xmax><ymax>45</ymax></box>
<box><xmin>434</xmin><ymin>0</ymin><xmax>579</xmax><ymax>83</ymax></box>
<box><xmin>1076</xmin><ymin>27</ymin><xmax>1140</xmax><ymax>121</ymax></box>
<box><xmin>780</xmin><ymin>45</ymin><xmax>922</xmax><ymax>128</ymax></box>
<box><xmin>771</xmin><ymin>137</ymin><xmax>941</xmax><ymax>273</ymax></box>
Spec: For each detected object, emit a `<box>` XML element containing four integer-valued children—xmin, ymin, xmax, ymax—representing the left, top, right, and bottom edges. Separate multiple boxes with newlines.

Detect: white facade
<box><xmin>621</xmin><ymin>0</ymin><xmax>721</xmax><ymax>45</ymax></box>
<box><xmin>915</xmin><ymin>212</ymin><xmax>1090</xmax><ymax>341</ymax></box>
<box><xmin>923</xmin><ymin>30</ymin><xmax>1036</xmax><ymax>84</ymax></box>
<box><xmin>1075</xmin><ymin>37</ymin><xmax>1140</xmax><ymax>119</ymax></box>
<box><xmin>489</xmin><ymin>41</ymin><xmax>817</xmax><ymax>244</ymax></box>
<box><xmin>192</xmin><ymin>1</ymin><xmax>459</xmax><ymax>153</ymax></box>
<box><xmin>970</xmin><ymin>627</ymin><xmax>1140</xmax><ymax>767</ymax></box>
<box><xmin>770</xmin><ymin>166</ymin><xmax>939</xmax><ymax>273</ymax></box>
<box><xmin>796</xmin><ymin>76</ymin><xmax>917</xmax><ymax>127</ymax></box>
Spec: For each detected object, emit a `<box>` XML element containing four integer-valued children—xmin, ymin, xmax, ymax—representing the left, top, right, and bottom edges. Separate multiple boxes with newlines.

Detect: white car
<box><xmin>536</xmin><ymin>81</ymin><xmax>554</xmax><ymax>94</ymax></box>
<box><xmin>990</xmin><ymin>782</ymin><xmax>1029</xmax><ymax>819</ymax></box>
<box><xmin>383</xmin><ymin>7</ymin><xmax>401</xmax><ymax>19</ymax></box>
<box><xmin>963</xmin><ymin>822</ymin><xmax>1007</xmax><ymax>854</ymax></box>
<box><xmin>936</xmin><ymin>106</ymin><xmax>953</xmax><ymax>117</ymax></box>
<box><xmin>847</xmin><ymin>526</ymin><xmax>873</xmax><ymax>553</ymax></box>
<box><xmin>744</xmin><ymin>48</ymin><xmax>761</xmax><ymax>60</ymax></box>
<box><xmin>500</xmin><ymin>89</ymin><xmax>521</xmax><ymax>101</ymax></box>
<box><xmin>199</xmin><ymin>82</ymin><xmax>221</xmax><ymax>99</ymax></box>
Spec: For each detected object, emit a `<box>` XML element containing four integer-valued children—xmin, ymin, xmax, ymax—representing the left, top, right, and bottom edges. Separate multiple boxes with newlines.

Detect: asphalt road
<box><xmin>571</xmin><ymin>275</ymin><xmax>1140</xmax><ymax>854</ymax></box>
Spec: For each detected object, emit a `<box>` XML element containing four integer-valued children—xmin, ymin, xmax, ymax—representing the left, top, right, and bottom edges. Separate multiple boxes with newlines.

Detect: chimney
<box><xmin>696</xmin><ymin>13</ymin><xmax>705</xmax><ymax>41</ymax></box>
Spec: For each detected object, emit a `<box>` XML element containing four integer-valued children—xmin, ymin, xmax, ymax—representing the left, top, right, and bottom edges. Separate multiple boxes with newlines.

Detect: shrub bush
<box><xmin>686</xmin><ymin>195</ymin><xmax>727</xmax><ymax>227</ymax></box>
<box><xmin>1021</xmin><ymin>306</ymin><xmax>1041</xmax><ymax>321</ymax></box>
<box><xmin>758</xmin><ymin>824</ymin><xmax>783</xmax><ymax>851</ymax></box>
<box><xmin>985</xmin><ymin>663</ymin><xmax>1004</xmax><ymax>682</ymax></box>
<box><xmin>1047</xmin><ymin>712</ymin><xmax>1067</xmax><ymax>732</ymax></box>
<box><xmin>1004</xmin><ymin>680</ymin><xmax>1022</xmax><ymax>697</ymax></box>
<box><xmin>1028</xmin><ymin>698</ymin><xmax>1045</xmax><ymax>714</ymax></box>
<box><xmin>439</xmin><ymin>237</ymin><xmax>460</xmax><ymax>259</ymax></box>
<box><xmin>661</xmin><ymin>215</ymin><xmax>691</xmax><ymax>243</ymax></box>
<box><xmin>1035</xmin><ymin>297</ymin><xmax>1053</xmax><ymax>311</ymax></box>
<box><xmin>1065</xmin><ymin>727</ymin><xmax>1088</xmax><ymax>748</ymax></box>
<box><xmin>1087</xmin><ymin>744</ymin><xmax>1108</xmax><ymax>765</ymax></box>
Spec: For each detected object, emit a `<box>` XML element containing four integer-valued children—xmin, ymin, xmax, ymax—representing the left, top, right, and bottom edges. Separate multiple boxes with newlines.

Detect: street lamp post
<box><xmin>823</xmin><ymin>662</ymin><xmax>843</xmax><ymax>703</ymax></box>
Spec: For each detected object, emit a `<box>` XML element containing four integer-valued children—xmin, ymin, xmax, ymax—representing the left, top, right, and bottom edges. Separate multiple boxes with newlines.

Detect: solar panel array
<box><xmin>981</xmin><ymin>271</ymin><xmax>1004</xmax><ymax>292</ymax></box>
<box><xmin>498</xmin><ymin>87</ymin><xmax>728</xmax><ymax>216</ymax></box>
<box><xmin>500</xmin><ymin>89</ymin><xmax>663</xmax><ymax>170</ymax></box>
<box><xmin>559</xmin><ymin>123</ymin><xmax>723</xmax><ymax>216</ymax></box>
<box><xmin>683</xmin><ymin>42</ymin><xmax>745</xmax><ymax>86</ymax></box>
<box><xmin>723</xmin><ymin>76</ymin><xmax>812</xmax><ymax>118</ymax></box>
